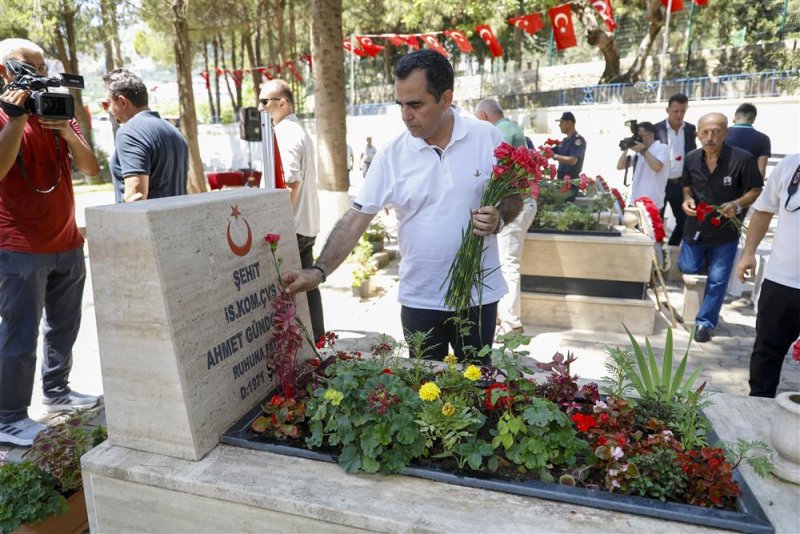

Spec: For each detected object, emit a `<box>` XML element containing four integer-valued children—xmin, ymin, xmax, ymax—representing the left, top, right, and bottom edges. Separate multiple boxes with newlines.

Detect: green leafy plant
<box><xmin>351</xmin><ymin>263</ymin><xmax>376</xmax><ymax>288</ymax></box>
<box><xmin>0</xmin><ymin>461</ymin><xmax>67</xmax><ymax>533</ymax></box>
<box><xmin>251</xmin><ymin>395</ymin><xmax>306</xmax><ymax>439</ymax></box>
<box><xmin>364</xmin><ymin>220</ymin><xmax>386</xmax><ymax>242</ymax></box>
<box><xmin>24</xmin><ymin>410</ymin><xmax>103</xmax><ymax>494</ymax></box>
<box><xmin>723</xmin><ymin>439</ymin><xmax>774</xmax><ymax>478</ymax></box>
<box><xmin>629</xmin><ymin>447</ymin><xmax>687</xmax><ymax>502</ymax></box>
<box><xmin>602</xmin><ymin>346</ymin><xmax>635</xmax><ymax>399</ymax></box>
<box><xmin>622</xmin><ymin>325</ymin><xmax>703</xmax><ymax>403</ymax></box>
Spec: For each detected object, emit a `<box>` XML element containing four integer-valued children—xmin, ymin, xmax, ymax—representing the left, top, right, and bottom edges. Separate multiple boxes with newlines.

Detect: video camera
<box><xmin>618</xmin><ymin>119</ymin><xmax>642</xmax><ymax>151</ymax></box>
<box><xmin>1</xmin><ymin>60</ymin><xmax>84</xmax><ymax>120</ymax></box>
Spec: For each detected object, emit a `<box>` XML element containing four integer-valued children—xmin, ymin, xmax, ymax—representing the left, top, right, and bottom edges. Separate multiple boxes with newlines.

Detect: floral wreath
<box><xmin>634</xmin><ymin>196</ymin><xmax>671</xmax><ymax>272</ymax></box>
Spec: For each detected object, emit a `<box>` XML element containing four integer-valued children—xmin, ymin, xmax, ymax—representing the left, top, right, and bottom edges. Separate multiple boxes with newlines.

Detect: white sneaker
<box><xmin>42</xmin><ymin>390</ymin><xmax>101</xmax><ymax>413</ymax></box>
<box><xmin>0</xmin><ymin>417</ymin><xmax>47</xmax><ymax>446</ymax></box>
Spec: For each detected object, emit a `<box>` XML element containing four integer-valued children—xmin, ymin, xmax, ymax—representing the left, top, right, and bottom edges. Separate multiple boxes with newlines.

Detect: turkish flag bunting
<box><xmin>508</xmin><ymin>13</ymin><xmax>544</xmax><ymax>35</ymax></box>
<box><xmin>215</xmin><ymin>67</ymin><xmax>223</xmax><ymax>78</ymax></box>
<box><xmin>548</xmin><ymin>4</ymin><xmax>577</xmax><ymax>50</ymax></box>
<box><xmin>285</xmin><ymin>62</ymin><xmax>304</xmax><ymax>83</ymax></box>
<box><xmin>475</xmin><ymin>25</ymin><xmax>504</xmax><ymax>57</ymax></box>
<box><xmin>380</xmin><ymin>33</ymin><xmax>406</xmax><ymax>47</ymax></box>
<box><xmin>233</xmin><ymin>69</ymin><xmax>243</xmax><ymax>87</ymax></box>
<box><xmin>301</xmin><ymin>54</ymin><xmax>312</xmax><ymax>69</ymax></box>
<box><xmin>591</xmin><ymin>0</ymin><xmax>618</xmax><ymax>32</ymax></box>
<box><xmin>200</xmin><ymin>70</ymin><xmax>210</xmax><ymax>89</ymax></box>
<box><xmin>256</xmin><ymin>67</ymin><xmax>273</xmax><ymax>81</ymax></box>
<box><xmin>660</xmin><ymin>0</ymin><xmax>684</xmax><ymax>12</ymax></box>
<box><xmin>355</xmin><ymin>36</ymin><xmax>384</xmax><ymax>57</ymax></box>
<box><xmin>398</xmin><ymin>34</ymin><xmax>420</xmax><ymax>49</ymax></box>
<box><xmin>420</xmin><ymin>34</ymin><xmax>449</xmax><ymax>57</ymax></box>
<box><xmin>444</xmin><ymin>29</ymin><xmax>474</xmax><ymax>53</ymax></box>
<box><xmin>342</xmin><ymin>39</ymin><xmax>367</xmax><ymax>57</ymax></box>
<box><xmin>693</xmin><ymin>0</ymin><xmax>707</xmax><ymax>4</ymax></box>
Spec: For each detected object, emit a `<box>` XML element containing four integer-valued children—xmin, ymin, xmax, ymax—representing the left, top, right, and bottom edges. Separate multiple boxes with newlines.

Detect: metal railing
<box><xmin>350</xmin><ymin>70</ymin><xmax>798</xmax><ymax>115</ymax></box>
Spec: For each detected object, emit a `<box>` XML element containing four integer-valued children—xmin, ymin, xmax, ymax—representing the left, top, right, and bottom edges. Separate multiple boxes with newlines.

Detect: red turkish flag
<box><xmin>420</xmin><ymin>34</ymin><xmax>449</xmax><ymax>58</ymax></box>
<box><xmin>200</xmin><ymin>70</ymin><xmax>210</xmax><ymax>89</ymax></box>
<box><xmin>508</xmin><ymin>13</ymin><xmax>544</xmax><ymax>35</ymax></box>
<box><xmin>380</xmin><ymin>33</ymin><xmax>406</xmax><ymax>47</ymax></box>
<box><xmin>548</xmin><ymin>4</ymin><xmax>577</xmax><ymax>50</ymax></box>
<box><xmin>285</xmin><ymin>62</ymin><xmax>304</xmax><ymax>83</ymax></box>
<box><xmin>301</xmin><ymin>54</ymin><xmax>312</xmax><ymax>69</ymax></box>
<box><xmin>342</xmin><ymin>39</ymin><xmax>367</xmax><ymax>57</ymax></box>
<box><xmin>693</xmin><ymin>0</ymin><xmax>707</xmax><ymax>5</ymax></box>
<box><xmin>592</xmin><ymin>0</ymin><xmax>618</xmax><ymax>32</ymax></box>
<box><xmin>355</xmin><ymin>36</ymin><xmax>384</xmax><ymax>57</ymax></box>
<box><xmin>660</xmin><ymin>0</ymin><xmax>684</xmax><ymax>12</ymax></box>
<box><xmin>233</xmin><ymin>68</ymin><xmax>243</xmax><ymax>87</ymax></box>
<box><xmin>398</xmin><ymin>34</ymin><xmax>420</xmax><ymax>49</ymax></box>
<box><xmin>444</xmin><ymin>29</ymin><xmax>474</xmax><ymax>53</ymax></box>
<box><xmin>475</xmin><ymin>25</ymin><xmax>504</xmax><ymax>57</ymax></box>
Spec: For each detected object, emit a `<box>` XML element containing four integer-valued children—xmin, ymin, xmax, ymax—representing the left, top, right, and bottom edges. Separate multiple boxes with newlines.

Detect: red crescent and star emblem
<box><xmin>226</xmin><ymin>205</ymin><xmax>253</xmax><ymax>257</ymax></box>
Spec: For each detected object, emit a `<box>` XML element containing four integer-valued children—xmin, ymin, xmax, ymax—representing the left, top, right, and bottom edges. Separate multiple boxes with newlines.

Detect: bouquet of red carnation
<box><xmin>443</xmin><ymin>142</ymin><xmax>554</xmax><ymax>313</ymax></box>
<box><xmin>694</xmin><ymin>201</ymin><xmax>746</xmax><ymax>236</ymax></box>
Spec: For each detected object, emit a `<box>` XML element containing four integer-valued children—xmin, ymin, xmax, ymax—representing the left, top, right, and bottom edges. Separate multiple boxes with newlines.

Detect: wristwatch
<box><xmin>309</xmin><ymin>264</ymin><xmax>327</xmax><ymax>283</ymax></box>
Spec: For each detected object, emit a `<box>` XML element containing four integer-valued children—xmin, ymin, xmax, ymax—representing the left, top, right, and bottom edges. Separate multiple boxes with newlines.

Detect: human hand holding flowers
<box><xmin>471</xmin><ymin>205</ymin><xmax>502</xmax><ymax>236</ymax></box>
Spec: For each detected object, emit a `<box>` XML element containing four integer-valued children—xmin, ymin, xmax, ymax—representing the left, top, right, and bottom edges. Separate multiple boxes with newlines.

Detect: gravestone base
<box><xmin>521</xmin><ymin>292</ymin><xmax>657</xmax><ymax>334</ymax></box>
<box><xmin>80</xmin><ymin>393</ymin><xmax>797</xmax><ymax>533</ymax></box>
<box><xmin>682</xmin><ymin>274</ymin><xmax>708</xmax><ymax>326</ymax></box>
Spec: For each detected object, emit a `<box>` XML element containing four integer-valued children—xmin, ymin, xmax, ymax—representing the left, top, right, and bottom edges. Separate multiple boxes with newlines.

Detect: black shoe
<box><xmin>694</xmin><ymin>326</ymin><xmax>712</xmax><ymax>343</ymax></box>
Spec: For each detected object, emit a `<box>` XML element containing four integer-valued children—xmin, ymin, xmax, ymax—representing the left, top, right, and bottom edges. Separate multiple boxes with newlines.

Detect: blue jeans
<box><xmin>678</xmin><ymin>239</ymin><xmax>738</xmax><ymax>330</ymax></box>
<box><xmin>0</xmin><ymin>247</ymin><xmax>86</xmax><ymax>423</ymax></box>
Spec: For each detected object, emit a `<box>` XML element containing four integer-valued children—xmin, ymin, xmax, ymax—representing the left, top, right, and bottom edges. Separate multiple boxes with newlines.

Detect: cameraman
<box><xmin>0</xmin><ymin>38</ymin><xmax>100</xmax><ymax>446</ymax></box>
<box><xmin>616</xmin><ymin>121</ymin><xmax>670</xmax><ymax>209</ymax></box>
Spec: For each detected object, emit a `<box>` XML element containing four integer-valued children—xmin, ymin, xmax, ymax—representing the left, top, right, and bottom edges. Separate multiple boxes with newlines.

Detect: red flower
<box><xmin>597</xmin><ymin>435</ymin><xmax>608</xmax><ymax>446</ymax></box>
<box><xmin>309</xmin><ymin>358</ymin><xmax>320</xmax><ymax>367</ymax></box>
<box><xmin>675</xmin><ymin>155</ymin><xmax>682</xmax><ymax>161</ymax></box>
<box><xmin>484</xmin><ymin>383</ymin><xmax>513</xmax><ymax>411</ymax></box>
<box><xmin>269</xmin><ymin>395</ymin><xmax>285</xmax><ymax>406</ymax></box>
<box><xmin>544</xmin><ymin>138</ymin><xmax>561</xmax><ymax>147</ymax></box>
<box><xmin>792</xmin><ymin>339</ymin><xmax>800</xmax><ymax>363</ymax></box>
<box><xmin>695</xmin><ymin>202</ymin><xmax>715</xmax><ymax>222</ymax></box>
<box><xmin>493</xmin><ymin>142</ymin><xmax>514</xmax><ymax>161</ymax></box>
<box><xmin>264</xmin><ymin>233</ymin><xmax>280</xmax><ymax>251</ymax></box>
<box><xmin>599</xmin><ymin>412</ymin><xmax>610</xmax><ymax>423</ymax></box>
<box><xmin>571</xmin><ymin>413</ymin><xmax>598</xmax><ymax>433</ymax></box>
<box><xmin>382</xmin><ymin>368</ymin><xmax>393</xmax><ymax>375</ymax></box>
<box><xmin>635</xmin><ymin>197</ymin><xmax>666</xmax><ymax>243</ymax></box>
<box><xmin>316</xmin><ymin>335</ymin><xmax>325</xmax><ymax>349</ymax></box>
<box><xmin>710</xmin><ymin>217</ymin><xmax>722</xmax><ymax>227</ymax></box>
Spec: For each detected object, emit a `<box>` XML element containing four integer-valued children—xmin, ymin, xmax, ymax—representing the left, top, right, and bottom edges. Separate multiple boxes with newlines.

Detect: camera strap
<box><xmin>16</xmin><ymin>133</ymin><xmax>63</xmax><ymax>194</ymax></box>
<box><xmin>785</xmin><ymin>162</ymin><xmax>800</xmax><ymax>213</ymax></box>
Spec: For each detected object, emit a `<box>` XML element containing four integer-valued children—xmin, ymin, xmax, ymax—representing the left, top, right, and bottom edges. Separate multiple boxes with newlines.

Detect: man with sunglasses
<box><xmin>738</xmin><ymin>153</ymin><xmax>800</xmax><ymax>398</ymax></box>
<box><xmin>0</xmin><ymin>38</ymin><xmax>101</xmax><ymax>446</ymax></box>
<box><xmin>102</xmin><ymin>69</ymin><xmax>188</xmax><ymax>203</ymax></box>
<box><xmin>258</xmin><ymin>79</ymin><xmax>324</xmax><ymax>342</ymax></box>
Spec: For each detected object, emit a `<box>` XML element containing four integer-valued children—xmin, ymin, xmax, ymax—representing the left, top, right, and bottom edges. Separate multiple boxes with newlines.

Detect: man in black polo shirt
<box><xmin>679</xmin><ymin>112</ymin><xmax>763</xmax><ymax>343</ymax></box>
<box><xmin>103</xmin><ymin>69</ymin><xmax>188</xmax><ymax>203</ymax></box>
<box><xmin>551</xmin><ymin>111</ymin><xmax>586</xmax><ymax>201</ymax></box>
<box><xmin>725</xmin><ymin>103</ymin><xmax>771</xmax><ymax>178</ymax></box>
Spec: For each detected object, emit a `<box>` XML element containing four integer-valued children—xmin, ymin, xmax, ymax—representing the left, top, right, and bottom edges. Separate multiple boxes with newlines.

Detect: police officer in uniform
<box><xmin>551</xmin><ymin>111</ymin><xmax>586</xmax><ymax>201</ymax></box>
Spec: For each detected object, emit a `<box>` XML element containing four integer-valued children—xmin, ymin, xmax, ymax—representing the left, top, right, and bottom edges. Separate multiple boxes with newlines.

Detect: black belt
<box><xmin>668</xmin><ymin>177</ymin><xmax>681</xmax><ymax>183</ymax></box>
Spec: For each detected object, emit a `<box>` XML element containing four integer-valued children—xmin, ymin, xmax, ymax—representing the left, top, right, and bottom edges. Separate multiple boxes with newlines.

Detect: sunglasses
<box><xmin>259</xmin><ymin>97</ymin><xmax>282</xmax><ymax>105</ymax></box>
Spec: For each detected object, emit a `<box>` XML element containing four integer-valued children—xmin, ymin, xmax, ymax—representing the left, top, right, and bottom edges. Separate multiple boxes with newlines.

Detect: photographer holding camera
<box><xmin>616</xmin><ymin>121</ymin><xmax>670</xmax><ymax>209</ymax></box>
<box><xmin>0</xmin><ymin>39</ymin><xmax>100</xmax><ymax>446</ymax></box>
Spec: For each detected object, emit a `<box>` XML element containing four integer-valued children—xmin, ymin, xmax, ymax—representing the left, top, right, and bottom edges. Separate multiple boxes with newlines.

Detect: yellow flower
<box><xmin>441</xmin><ymin>402</ymin><xmax>456</xmax><ymax>417</ymax></box>
<box><xmin>463</xmin><ymin>365</ymin><xmax>481</xmax><ymax>381</ymax></box>
<box><xmin>324</xmin><ymin>388</ymin><xmax>344</xmax><ymax>406</ymax></box>
<box><xmin>444</xmin><ymin>353</ymin><xmax>458</xmax><ymax>367</ymax></box>
<box><xmin>418</xmin><ymin>382</ymin><xmax>441</xmax><ymax>401</ymax></box>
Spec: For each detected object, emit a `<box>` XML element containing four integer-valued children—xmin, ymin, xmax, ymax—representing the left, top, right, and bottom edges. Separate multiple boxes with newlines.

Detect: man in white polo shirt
<box><xmin>284</xmin><ymin>49</ymin><xmax>521</xmax><ymax>361</ymax></box>
<box><xmin>258</xmin><ymin>79</ymin><xmax>323</xmax><ymax>341</ymax></box>
<box><xmin>737</xmin><ymin>153</ymin><xmax>800</xmax><ymax>398</ymax></box>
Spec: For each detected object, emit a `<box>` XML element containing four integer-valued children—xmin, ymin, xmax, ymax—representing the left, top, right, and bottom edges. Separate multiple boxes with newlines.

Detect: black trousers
<box><xmin>749</xmin><ymin>279</ymin><xmax>800</xmax><ymax>398</ymax></box>
<box><xmin>296</xmin><ymin>234</ymin><xmax>325</xmax><ymax>342</ymax></box>
<box><xmin>662</xmin><ymin>180</ymin><xmax>687</xmax><ymax>246</ymax></box>
<box><xmin>401</xmin><ymin>302</ymin><xmax>497</xmax><ymax>363</ymax></box>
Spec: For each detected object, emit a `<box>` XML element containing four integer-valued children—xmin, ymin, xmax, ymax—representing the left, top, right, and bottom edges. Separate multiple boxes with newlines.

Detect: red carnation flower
<box><xmin>675</xmin><ymin>155</ymin><xmax>682</xmax><ymax>161</ymax></box>
<box><xmin>264</xmin><ymin>233</ymin><xmax>280</xmax><ymax>251</ymax></box>
<box><xmin>710</xmin><ymin>217</ymin><xmax>722</xmax><ymax>227</ymax></box>
<box><xmin>382</xmin><ymin>368</ymin><xmax>394</xmax><ymax>375</ymax></box>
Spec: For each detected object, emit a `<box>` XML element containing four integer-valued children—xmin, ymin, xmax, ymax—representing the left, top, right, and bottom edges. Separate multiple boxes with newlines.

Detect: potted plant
<box><xmin>364</xmin><ymin>221</ymin><xmax>387</xmax><ymax>254</ymax></box>
<box><xmin>0</xmin><ymin>410</ymin><xmax>106</xmax><ymax>534</ymax></box>
<box><xmin>351</xmin><ymin>263</ymin><xmax>376</xmax><ymax>299</ymax></box>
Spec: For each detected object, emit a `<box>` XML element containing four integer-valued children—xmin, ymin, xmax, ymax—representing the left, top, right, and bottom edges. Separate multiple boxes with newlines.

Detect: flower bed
<box><xmin>221</xmin><ymin>329</ymin><xmax>775</xmax><ymax>534</ymax></box>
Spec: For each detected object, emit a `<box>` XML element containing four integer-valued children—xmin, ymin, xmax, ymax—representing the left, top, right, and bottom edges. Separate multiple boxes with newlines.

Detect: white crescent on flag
<box><xmin>554</xmin><ymin>13</ymin><xmax>569</xmax><ymax>33</ymax></box>
<box><xmin>592</xmin><ymin>0</ymin><xmax>611</xmax><ymax>22</ymax></box>
<box><xmin>479</xmin><ymin>28</ymin><xmax>493</xmax><ymax>43</ymax></box>
<box><xmin>512</xmin><ymin>19</ymin><xmax>528</xmax><ymax>31</ymax></box>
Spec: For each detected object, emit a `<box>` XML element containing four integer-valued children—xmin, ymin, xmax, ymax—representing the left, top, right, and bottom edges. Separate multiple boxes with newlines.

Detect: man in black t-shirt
<box><xmin>678</xmin><ymin>113</ymin><xmax>763</xmax><ymax>343</ymax></box>
<box><xmin>725</xmin><ymin>103</ymin><xmax>771</xmax><ymax>178</ymax></box>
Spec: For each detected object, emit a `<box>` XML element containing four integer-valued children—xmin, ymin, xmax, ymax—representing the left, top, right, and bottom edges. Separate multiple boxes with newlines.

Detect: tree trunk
<box><xmin>100</xmin><ymin>0</ymin><xmax>123</xmax><ymax>72</ymax></box>
<box><xmin>171</xmin><ymin>0</ymin><xmax>207</xmax><ymax>193</ymax></box>
<box><xmin>514</xmin><ymin>28</ymin><xmax>522</xmax><ymax>72</ymax></box>
<box><xmin>572</xmin><ymin>0</ymin><xmax>621</xmax><ymax>83</ymax></box>
<box><xmin>212</xmin><ymin>37</ymin><xmax>221</xmax><ymax>124</ymax></box>
<box><xmin>618</xmin><ymin>0</ymin><xmax>665</xmax><ymax>83</ymax></box>
<box><xmin>56</xmin><ymin>0</ymin><xmax>92</xmax><ymax>148</ymax></box>
<box><xmin>218</xmin><ymin>34</ymin><xmax>236</xmax><ymax>118</ymax></box>
<box><xmin>244</xmin><ymin>29</ymin><xmax>262</xmax><ymax>104</ymax></box>
<box><xmin>311</xmin><ymin>0</ymin><xmax>349</xmax><ymax>235</ymax></box>
<box><xmin>203</xmin><ymin>40</ymin><xmax>216</xmax><ymax>121</ymax></box>
<box><xmin>275</xmin><ymin>0</ymin><xmax>286</xmax><ymax>67</ymax></box>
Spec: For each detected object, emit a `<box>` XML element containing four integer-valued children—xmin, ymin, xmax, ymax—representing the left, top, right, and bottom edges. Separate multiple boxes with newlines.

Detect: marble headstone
<box><xmin>86</xmin><ymin>189</ymin><xmax>312</xmax><ymax>460</ymax></box>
